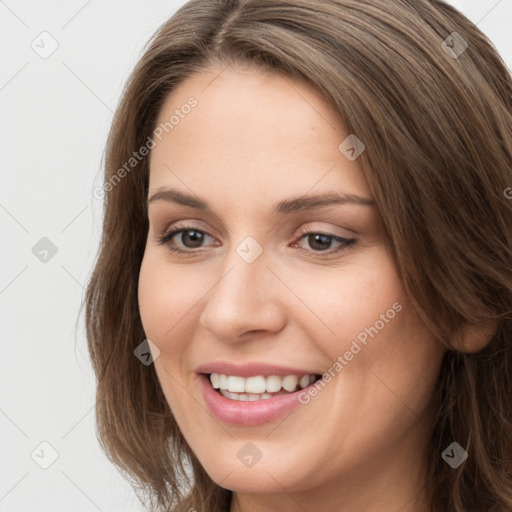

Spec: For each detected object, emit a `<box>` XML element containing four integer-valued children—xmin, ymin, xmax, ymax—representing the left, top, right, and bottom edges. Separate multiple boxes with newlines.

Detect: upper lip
<box><xmin>195</xmin><ymin>361</ymin><xmax>321</xmax><ymax>378</ymax></box>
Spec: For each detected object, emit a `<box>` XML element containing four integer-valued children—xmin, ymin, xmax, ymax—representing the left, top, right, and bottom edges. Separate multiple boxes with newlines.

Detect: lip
<box><xmin>195</xmin><ymin>361</ymin><xmax>320</xmax><ymax>378</ymax></box>
<box><xmin>198</xmin><ymin>373</ymin><xmax>319</xmax><ymax>426</ymax></box>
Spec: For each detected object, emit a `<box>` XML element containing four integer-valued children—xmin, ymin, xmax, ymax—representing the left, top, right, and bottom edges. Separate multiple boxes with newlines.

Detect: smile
<box><xmin>209</xmin><ymin>373</ymin><xmax>320</xmax><ymax>401</ymax></box>
<box><xmin>198</xmin><ymin>371</ymin><xmax>323</xmax><ymax>426</ymax></box>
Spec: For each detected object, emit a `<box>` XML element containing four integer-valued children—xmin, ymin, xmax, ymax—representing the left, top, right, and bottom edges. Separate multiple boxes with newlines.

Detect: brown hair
<box><xmin>82</xmin><ymin>1</ymin><xmax>512</xmax><ymax>510</ymax></box>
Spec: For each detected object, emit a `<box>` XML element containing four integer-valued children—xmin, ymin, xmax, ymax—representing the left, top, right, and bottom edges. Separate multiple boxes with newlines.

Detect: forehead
<box><xmin>149</xmin><ymin>64</ymin><xmax>372</xmax><ymax>207</ymax></box>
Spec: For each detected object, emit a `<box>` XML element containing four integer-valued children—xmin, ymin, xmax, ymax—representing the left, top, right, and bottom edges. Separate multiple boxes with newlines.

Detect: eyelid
<box><xmin>156</xmin><ymin>220</ymin><xmax>357</xmax><ymax>256</ymax></box>
<box><xmin>157</xmin><ymin>221</ymin><xmax>214</xmax><ymax>246</ymax></box>
<box><xmin>159</xmin><ymin>219</ymin><xmax>354</xmax><ymax>240</ymax></box>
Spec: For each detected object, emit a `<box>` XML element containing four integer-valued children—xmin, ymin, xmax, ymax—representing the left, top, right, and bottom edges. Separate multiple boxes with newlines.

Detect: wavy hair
<box><xmin>82</xmin><ymin>1</ymin><xmax>512</xmax><ymax>510</ymax></box>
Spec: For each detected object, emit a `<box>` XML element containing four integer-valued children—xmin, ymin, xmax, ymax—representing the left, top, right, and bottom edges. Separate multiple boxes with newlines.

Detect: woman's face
<box><xmin>138</xmin><ymin>64</ymin><xmax>446</xmax><ymax>508</ymax></box>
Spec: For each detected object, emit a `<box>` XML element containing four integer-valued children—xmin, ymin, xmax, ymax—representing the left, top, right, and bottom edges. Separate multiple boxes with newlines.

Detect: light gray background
<box><xmin>1</xmin><ymin>1</ymin><xmax>511</xmax><ymax>510</ymax></box>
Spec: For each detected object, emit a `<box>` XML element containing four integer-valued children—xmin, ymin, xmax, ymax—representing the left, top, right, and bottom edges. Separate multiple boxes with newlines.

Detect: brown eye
<box><xmin>294</xmin><ymin>229</ymin><xmax>356</xmax><ymax>254</ymax></box>
<box><xmin>176</xmin><ymin>229</ymin><xmax>206</xmax><ymax>249</ymax></box>
<box><xmin>157</xmin><ymin>227</ymin><xmax>215</xmax><ymax>253</ymax></box>
<box><xmin>305</xmin><ymin>233</ymin><xmax>333</xmax><ymax>251</ymax></box>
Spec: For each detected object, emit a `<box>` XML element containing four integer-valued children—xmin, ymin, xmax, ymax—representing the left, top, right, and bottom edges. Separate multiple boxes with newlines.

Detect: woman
<box><xmin>83</xmin><ymin>1</ymin><xmax>512</xmax><ymax>511</ymax></box>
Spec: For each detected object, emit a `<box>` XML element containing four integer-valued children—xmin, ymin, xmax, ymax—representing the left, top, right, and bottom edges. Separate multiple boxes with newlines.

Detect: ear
<box><xmin>451</xmin><ymin>318</ymin><xmax>499</xmax><ymax>353</ymax></box>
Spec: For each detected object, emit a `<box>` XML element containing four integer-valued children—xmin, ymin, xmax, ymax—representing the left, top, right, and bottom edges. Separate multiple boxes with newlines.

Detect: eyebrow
<box><xmin>147</xmin><ymin>187</ymin><xmax>376</xmax><ymax>215</ymax></box>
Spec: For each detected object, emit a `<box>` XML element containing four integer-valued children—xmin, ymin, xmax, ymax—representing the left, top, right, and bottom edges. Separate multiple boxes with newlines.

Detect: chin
<box><xmin>212</xmin><ymin>470</ymin><xmax>294</xmax><ymax>493</ymax></box>
<box><xmin>203</xmin><ymin>455</ymin><xmax>311</xmax><ymax>494</ymax></box>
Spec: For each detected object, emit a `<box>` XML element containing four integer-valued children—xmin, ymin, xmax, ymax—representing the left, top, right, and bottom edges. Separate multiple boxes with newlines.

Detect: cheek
<box><xmin>137</xmin><ymin>251</ymin><xmax>199</xmax><ymax>419</ymax></box>
<box><xmin>288</xmin><ymin>247</ymin><xmax>442</xmax><ymax>414</ymax></box>
<box><xmin>137</xmin><ymin>250</ymin><xmax>196</xmax><ymax>359</ymax></box>
<box><xmin>287</xmin><ymin>247</ymin><xmax>404</xmax><ymax>354</ymax></box>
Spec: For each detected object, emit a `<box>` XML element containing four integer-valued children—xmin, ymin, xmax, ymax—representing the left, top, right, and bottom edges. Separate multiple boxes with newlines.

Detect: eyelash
<box><xmin>156</xmin><ymin>224</ymin><xmax>356</xmax><ymax>256</ymax></box>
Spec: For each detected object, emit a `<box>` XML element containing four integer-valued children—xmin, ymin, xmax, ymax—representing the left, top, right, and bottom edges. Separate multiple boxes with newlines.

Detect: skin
<box><xmin>138</xmin><ymin>63</ymin><xmax>448</xmax><ymax>512</ymax></box>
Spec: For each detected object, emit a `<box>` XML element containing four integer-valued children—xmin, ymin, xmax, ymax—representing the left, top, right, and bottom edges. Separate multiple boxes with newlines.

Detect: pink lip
<box><xmin>198</xmin><ymin>373</ymin><xmax>317</xmax><ymax>426</ymax></box>
<box><xmin>195</xmin><ymin>361</ymin><xmax>320</xmax><ymax>378</ymax></box>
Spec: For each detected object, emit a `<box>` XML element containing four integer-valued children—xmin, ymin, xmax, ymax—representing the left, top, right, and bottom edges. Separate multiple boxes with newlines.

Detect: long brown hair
<box><xmin>82</xmin><ymin>1</ymin><xmax>512</xmax><ymax>510</ymax></box>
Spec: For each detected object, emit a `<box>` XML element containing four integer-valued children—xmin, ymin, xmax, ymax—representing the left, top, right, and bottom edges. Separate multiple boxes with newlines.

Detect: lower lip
<box><xmin>198</xmin><ymin>373</ymin><xmax>312</xmax><ymax>426</ymax></box>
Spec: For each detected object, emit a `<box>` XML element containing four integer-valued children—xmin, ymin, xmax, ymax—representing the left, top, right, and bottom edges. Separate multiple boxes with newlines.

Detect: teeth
<box><xmin>220</xmin><ymin>390</ymin><xmax>275</xmax><ymax>401</ymax></box>
<box><xmin>246</xmin><ymin>376</ymin><xmax>267</xmax><ymax>394</ymax></box>
<box><xmin>209</xmin><ymin>372</ymin><xmax>317</xmax><ymax>394</ymax></box>
<box><xmin>299</xmin><ymin>375</ymin><xmax>311</xmax><ymax>388</ymax></box>
<box><xmin>282</xmin><ymin>375</ymin><xmax>299</xmax><ymax>392</ymax></box>
<box><xmin>219</xmin><ymin>374</ymin><xmax>228</xmax><ymax>390</ymax></box>
<box><xmin>266</xmin><ymin>375</ymin><xmax>282</xmax><ymax>393</ymax></box>
<box><xmin>210</xmin><ymin>373</ymin><xmax>220</xmax><ymax>389</ymax></box>
<box><xmin>227</xmin><ymin>376</ymin><xmax>245</xmax><ymax>393</ymax></box>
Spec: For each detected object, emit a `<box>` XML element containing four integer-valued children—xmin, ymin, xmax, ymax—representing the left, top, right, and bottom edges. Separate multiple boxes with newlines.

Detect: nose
<box><xmin>198</xmin><ymin>248</ymin><xmax>287</xmax><ymax>342</ymax></box>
